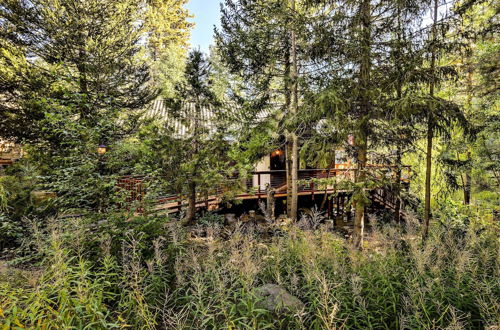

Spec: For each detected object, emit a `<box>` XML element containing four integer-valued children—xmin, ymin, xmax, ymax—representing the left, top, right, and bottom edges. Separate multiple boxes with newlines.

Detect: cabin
<box><xmin>127</xmin><ymin>98</ymin><xmax>412</xmax><ymax>221</ymax></box>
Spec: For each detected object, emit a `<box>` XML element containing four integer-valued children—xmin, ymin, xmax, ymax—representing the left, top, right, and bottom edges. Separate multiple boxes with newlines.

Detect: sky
<box><xmin>186</xmin><ymin>0</ymin><xmax>222</xmax><ymax>54</ymax></box>
<box><xmin>184</xmin><ymin>0</ymin><xmax>447</xmax><ymax>53</ymax></box>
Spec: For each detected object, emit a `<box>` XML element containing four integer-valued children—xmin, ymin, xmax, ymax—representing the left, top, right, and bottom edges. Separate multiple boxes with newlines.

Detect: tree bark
<box><xmin>423</xmin><ymin>0</ymin><xmax>439</xmax><ymax>239</ymax></box>
<box><xmin>284</xmin><ymin>21</ymin><xmax>293</xmax><ymax>217</ymax></box>
<box><xmin>321</xmin><ymin>152</ymin><xmax>335</xmax><ymax>210</ymax></box>
<box><xmin>289</xmin><ymin>0</ymin><xmax>299</xmax><ymax>221</ymax></box>
<box><xmin>354</xmin><ymin>130</ymin><xmax>368</xmax><ymax>248</ymax></box>
<box><xmin>286</xmin><ymin>141</ymin><xmax>293</xmax><ymax>215</ymax></box>
<box><xmin>423</xmin><ymin>122</ymin><xmax>433</xmax><ymax>238</ymax></box>
<box><xmin>184</xmin><ymin>97</ymin><xmax>201</xmax><ymax>226</ymax></box>
<box><xmin>394</xmin><ymin>1</ymin><xmax>403</xmax><ymax>224</ymax></box>
<box><xmin>184</xmin><ymin>181</ymin><xmax>196</xmax><ymax>226</ymax></box>
<box><xmin>353</xmin><ymin>0</ymin><xmax>371</xmax><ymax>249</ymax></box>
<box><xmin>394</xmin><ymin>147</ymin><xmax>403</xmax><ymax>223</ymax></box>
<box><xmin>463</xmin><ymin>57</ymin><xmax>473</xmax><ymax>205</ymax></box>
<box><xmin>266</xmin><ymin>184</ymin><xmax>276</xmax><ymax>221</ymax></box>
<box><xmin>464</xmin><ymin>151</ymin><xmax>471</xmax><ymax>205</ymax></box>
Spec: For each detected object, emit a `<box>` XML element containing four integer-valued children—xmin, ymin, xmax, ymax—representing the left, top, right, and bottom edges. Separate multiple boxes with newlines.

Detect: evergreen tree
<box><xmin>143</xmin><ymin>0</ymin><xmax>192</xmax><ymax>60</ymax></box>
<box><xmin>304</xmin><ymin>0</ymin><xmax>432</xmax><ymax>247</ymax></box>
<box><xmin>216</xmin><ymin>0</ymin><xmax>306</xmax><ymax>220</ymax></box>
<box><xmin>437</xmin><ymin>0</ymin><xmax>498</xmax><ymax>206</ymax></box>
<box><xmin>0</xmin><ymin>0</ymin><xmax>155</xmax><ymax>141</ymax></box>
<box><xmin>166</xmin><ymin>50</ymin><xmax>229</xmax><ymax>225</ymax></box>
<box><xmin>0</xmin><ymin>0</ymin><xmax>191</xmax><ymax>211</ymax></box>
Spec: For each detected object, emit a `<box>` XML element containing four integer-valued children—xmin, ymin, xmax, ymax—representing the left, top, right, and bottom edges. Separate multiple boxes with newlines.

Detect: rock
<box><xmin>254</xmin><ymin>284</ymin><xmax>305</xmax><ymax>313</ymax></box>
<box><xmin>224</xmin><ymin>213</ymin><xmax>237</xmax><ymax>225</ymax></box>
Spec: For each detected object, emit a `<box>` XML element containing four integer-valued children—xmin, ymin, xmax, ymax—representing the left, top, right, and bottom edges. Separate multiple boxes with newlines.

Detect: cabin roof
<box><xmin>146</xmin><ymin>99</ymin><xmax>218</xmax><ymax>138</ymax></box>
<box><xmin>146</xmin><ymin>98</ymin><xmax>274</xmax><ymax>139</ymax></box>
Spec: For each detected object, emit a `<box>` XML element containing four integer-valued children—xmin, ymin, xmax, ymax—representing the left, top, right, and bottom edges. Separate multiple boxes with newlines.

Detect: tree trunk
<box><xmin>290</xmin><ymin>135</ymin><xmax>299</xmax><ymax>220</ymax></box>
<box><xmin>394</xmin><ymin>1</ymin><xmax>403</xmax><ymax>224</ymax></box>
<box><xmin>353</xmin><ymin>0</ymin><xmax>371</xmax><ymax>249</ymax></box>
<box><xmin>423</xmin><ymin>0</ymin><xmax>439</xmax><ymax>239</ymax></box>
<box><xmin>286</xmin><ymin>139</ymin><xmax>293</xmax><ymax>216</ymax></box>
<box><xmin>464</xmin><ymin>151</ymin><xmax>471</xmax><ymax>205</ymax></box>
<box><xmin>463</xmin><ymin>56</ymin><xmax>473</xmax><ymax>205</ymax></box>
<box><xmin>394</xmin><ymin>147</ymin><xmax>403</xmax><ymax>223</ymax></box>
<box><xmin>284</xmin><ymin>24</ymin><xmax>293</xmax><ymax>217</ymax></box>
<box><xmin>354</xmin><ymin>130</ymin><xmax>368</xmax><ymax>248</ymax></box>
<box><xmin>289</xmin><ymin>0</ymin><xmax>299</xmax><ymax>221</ymax></box>
<box><xmin>321</xmin><ymin>152</ymin><xmax>336</xmax><ymax>209</ymax></box>
<box><xmin>266</xmin><ymin>185</ymin><xmax>276</xmax><ymax>221</ymax></box>
<box><xmin>184</xmin><ymin>181</ymin><xmax>196</xmax><ymax>226</ymax></box>
<box><xmin>184</xmin><ymin>98</ymin><xmax>201</xmax><ymax>226</ymax></box>
<box><xmin>423</xmin><ymin>122</ymin><xmax>433</xmax><ymax>238</ymax></box>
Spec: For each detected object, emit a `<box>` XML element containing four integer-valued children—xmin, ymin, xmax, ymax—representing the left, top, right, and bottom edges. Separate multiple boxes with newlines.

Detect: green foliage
<box><xmin>197</xmin><ymin>212</ymin><xmax>225</xmax><ymax>226</ymax></box>
<box><xmin>0</xmin><ymin>0</ymin><xmax>498</xmax><ymax>328</ymax></box>
<box><xmin>1</xmin><ymin>212</ymin><xmax>498</xmax><ymax>329</ymax></box>
<box><xmin>0</xmin><ymin>164</ymin><xmax>58</xmax><ymax>252</ymax></box>
<box><xmin>0</xmin><ymin>0</ymin><xmax>156</xmax><ymax>142</ymax></box>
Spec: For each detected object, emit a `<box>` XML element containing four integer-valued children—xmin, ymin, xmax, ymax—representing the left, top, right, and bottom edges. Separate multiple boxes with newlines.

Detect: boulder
<box><xmin>254</xmin><ymin>284</ymin><xmax>305</xmax><ymax>313</ymax></box>
<box><xmin>224</xmin><ymin>213</ymin><xmax>237</xmax><ymax>225</ymax></box>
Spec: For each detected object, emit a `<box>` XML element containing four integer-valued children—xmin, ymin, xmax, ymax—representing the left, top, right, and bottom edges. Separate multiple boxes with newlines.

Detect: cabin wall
<box><xmin>253</xmin><ymin>155</ymin><xmax>270</xmax><ymax>189</ymax></box>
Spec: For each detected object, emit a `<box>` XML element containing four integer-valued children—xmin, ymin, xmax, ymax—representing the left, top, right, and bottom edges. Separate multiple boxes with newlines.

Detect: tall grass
<box><xmin>1</xmin><ymin>213</ymin><xmax>498</xmax><ymax>329</ymax></box>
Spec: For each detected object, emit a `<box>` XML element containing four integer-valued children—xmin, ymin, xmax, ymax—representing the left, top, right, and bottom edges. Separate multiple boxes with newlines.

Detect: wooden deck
<box><xmin>117</xmin><ymin>165</ymin><xmax>411</xmax><ymax>216</ymax></box>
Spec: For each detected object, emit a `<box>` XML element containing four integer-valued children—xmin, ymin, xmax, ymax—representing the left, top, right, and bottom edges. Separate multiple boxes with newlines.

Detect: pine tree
<box><xmin>143</xmin><ymin>0</ymin><xmax>192</xmax><ymax>60</ymax></box>
<box><xmin>436</xmin><ymin>0</ymin><xmax>498</xmax><ymax>206</ymax></box>
<box><xmin>0</xmin><ymin>0</ymin><xmax>191</xmax><ymax>211</ymax></box>
<box><xmin>217</xmin><ymin>0</ymin><xmax>308</xmax><ymax>220</ymax></box>
<box><xmin>0</xmin><ymin>0</ymin><xmax>157</xmax><ymax>141</ymax></box>
<box><xmin>417</xmin><ymin>0</ymin><xmax>470</xmax><ymax>238</ymax></box>
<box><xmin>380</xmin><ymin>0</ymin><xmax>429</xmax><ymax>223</ymax></box>
<box><xmin>165</xmin><ymin>50</ymin><xmax>228</xmax><ymax>225</ymax></box>
<box><xmin>304</xmin><ymin>0</ymin><xmax>424</xmax><ymax>247</ymax></box>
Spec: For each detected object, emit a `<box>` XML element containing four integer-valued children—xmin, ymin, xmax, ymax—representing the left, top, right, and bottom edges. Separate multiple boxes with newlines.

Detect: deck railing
<box><xmin>116</xmin><ymin>165</ymin><xmax>411</xmax><ymax>213</ymax></box>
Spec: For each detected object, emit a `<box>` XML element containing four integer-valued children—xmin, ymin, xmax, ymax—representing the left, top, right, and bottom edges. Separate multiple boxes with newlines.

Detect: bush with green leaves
<box><xmin>0</xmin><ymin>164</ymin><xmax>58</xmax><ymax>252</ymax></box>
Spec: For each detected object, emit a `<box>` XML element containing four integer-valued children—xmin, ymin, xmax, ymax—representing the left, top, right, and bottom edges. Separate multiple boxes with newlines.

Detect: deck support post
<box><xmin>257</xmin><ymin>173</ymin><xmax>261</xmax><ymax>201</ymax></box>
<box><xmin>336</xmin><ymin>195</ymin><xmax>340</xmax><ymax>217</ymax></box>
<box><xmin>327</xmin><ymin>194</ymin><xmax>332</xmax><ymax>218</ymax></box>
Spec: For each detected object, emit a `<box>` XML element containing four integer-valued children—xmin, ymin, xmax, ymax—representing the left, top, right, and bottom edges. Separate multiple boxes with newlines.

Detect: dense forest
<box><xmin>0</xmin><ymin>0</ymin><xmax>498</xmax><ymax>328</ymax></box>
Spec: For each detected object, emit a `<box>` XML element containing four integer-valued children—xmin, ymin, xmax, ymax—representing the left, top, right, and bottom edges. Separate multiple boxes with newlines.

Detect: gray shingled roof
<box><xmin>147</xmin><ymin>98</ymin><xmax>219</xmax><ymax>138</ymax></box>
<box><xmin>146</xmin><ymin>98</ymin><xmax>275</xmax><ymax>138</ymax></box>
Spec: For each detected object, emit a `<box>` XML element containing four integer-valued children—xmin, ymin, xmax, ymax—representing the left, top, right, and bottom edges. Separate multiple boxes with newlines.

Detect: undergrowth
<box><xmin>0</xmin><ymin>213</ymin><xmax>498</xmax><ymax>329</ymax></box>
